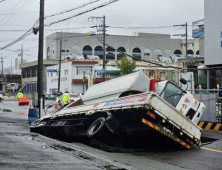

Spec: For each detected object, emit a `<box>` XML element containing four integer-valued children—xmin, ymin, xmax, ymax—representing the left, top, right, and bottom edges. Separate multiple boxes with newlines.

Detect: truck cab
<box><xmin>155</xmin><ymin>80</ymin><xmax>205</xmax><ymax>125</ymax></box>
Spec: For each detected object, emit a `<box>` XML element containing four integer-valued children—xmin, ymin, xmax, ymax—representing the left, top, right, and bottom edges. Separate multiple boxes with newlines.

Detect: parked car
<box><xmin>46</xmin><ymin>94</ymin><xmax>56</xmax><ymax>100</ymax></box>
<box><xmin>45</xmin><ymin>94</ymin><xmax>49</xmax><ymax>99</ymax></box>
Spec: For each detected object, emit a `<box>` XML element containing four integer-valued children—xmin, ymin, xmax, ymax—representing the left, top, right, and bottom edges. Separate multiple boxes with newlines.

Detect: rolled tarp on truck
<box><xmin>82</xmin><ymin>71</ymin><xmax>150</xmax><ymax>104</ymax></box>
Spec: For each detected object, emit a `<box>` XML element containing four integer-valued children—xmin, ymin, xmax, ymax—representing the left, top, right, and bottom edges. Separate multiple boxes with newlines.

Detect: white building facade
<box><xmin>205</xmin><ymin>0</ymin><xmax>222</xmax><ymax>66</ymax></box>
<box><xmin>204</xmin><ymin>0</ymin><xmax>222</xmax><ymax>88</ymax></box>
<box><xmin>47</xmin><ymin>61</ymin><xmax>98</xmax><ymax>94</ymax></box>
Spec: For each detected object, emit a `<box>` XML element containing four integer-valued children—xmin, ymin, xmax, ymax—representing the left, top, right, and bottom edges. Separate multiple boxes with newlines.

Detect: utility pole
<box><xmin>173</xmin><ymin>23</ymin><xmax>188</xmax><ymax>57</ymax></box>
<box><xmin>21</xmin><ymin>44</ymin><xmax>23</xmax><ymax>64</ymax></box>
<box><xmin>11</xmin><ymin>59</ymin><xmax>12</xmax><ymax>75</ymax></box>
<box><xmin>89</xmin><ymin>15</ymin><xmax>107</xmax><ymax>81</ymax></box>
<box><xmin>185</xmin><ymin>22</ymin><xmax>188</xmax><ymax>58</ymax></box>
<box><xmin>37</xmin><ymin>0</ymin><xmax>45</xmax><ymax>118</ymax></box>
<box><xmin>83</xmin><ymin>70</ymin><xmax>85</xmax><ymax>92</ymax></box>
<box><xmin>1</xmin><ymin>55</ymin><xmax>3</xmax><ymax>93</ymax></box>
<box><xmin>0</xmin><ymin>55</ymin><xmax>6</xmax><ymax>93</ymax></box>
<box><xmin>58</xmin><ymin>32</ymin><xmax>62</xmax><ymax>94</ymax></box>
<box><xmin>20</xmin><ymin>44</ymin><xmax>23</xmax><ymax>91</ymax></box>
<box><xmin>102</xmin><ymin>15</ymin><xmax>106</xmax><ymax>82</ymax></box>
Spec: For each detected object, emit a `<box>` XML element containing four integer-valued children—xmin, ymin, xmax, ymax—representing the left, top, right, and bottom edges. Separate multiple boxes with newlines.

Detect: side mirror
<box><xmin>180</xmin><ymin>78</ymin><xmax>187</xmax><ymax>85</ymax></box>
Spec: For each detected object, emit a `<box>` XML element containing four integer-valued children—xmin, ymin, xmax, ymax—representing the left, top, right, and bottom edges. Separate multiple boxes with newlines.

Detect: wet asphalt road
<box><xmin>0</xmin><ymin>100</ymin><xmax>222</xmax><ymax>170</ymax></box>
<box><xmin>0</xmin><ymin>101</ymin><xmax>105</xmax><ymax>170</ymax></box>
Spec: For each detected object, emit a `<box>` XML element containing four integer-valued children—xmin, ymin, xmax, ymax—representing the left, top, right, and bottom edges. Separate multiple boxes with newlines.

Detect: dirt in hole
<box><xmin>201</xmin><ymin>136</ymin><xmax>218</xmax><ymax>143</ymax></box>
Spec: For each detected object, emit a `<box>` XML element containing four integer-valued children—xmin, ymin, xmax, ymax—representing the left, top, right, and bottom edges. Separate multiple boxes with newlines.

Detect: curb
<box><xmin>34</xmin><ymin>134</ymin><xmax>138</xmax><ymax>170</ymax></box>
<box><xmin>198</xmin><ymin>121</ymin><xmax>222</xmax><ymax>132</ymax></box>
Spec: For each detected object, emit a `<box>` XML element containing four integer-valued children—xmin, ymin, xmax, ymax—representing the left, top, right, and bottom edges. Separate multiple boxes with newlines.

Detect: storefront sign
<box><xmin>51</xmin><ymin>77</ymin><xmax>68</xmax><ymax>82</ymax></box>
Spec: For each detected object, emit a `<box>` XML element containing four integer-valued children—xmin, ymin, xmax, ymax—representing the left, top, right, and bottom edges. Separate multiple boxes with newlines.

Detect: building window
<box><xmin>32</xmin><ymin>83</ymin><xmax>36</xmax><ymax>93</ymax></box>
<box><xmin>27</xmin><ymin>84</ymin><xmax>31</xmax><ymax>94</ymax></box>
<box><xmin>27</xmin><ymin>69</ymin><xmax>31</xmax><ymax>78</ymax></box>
<box><xmin>48</xmin><ymin>72</ymin><xmax>50</xmax><ymax>77</ymax></box>
<box><xmin>144</xmin><ymin>53</ymin><xmax>150</xmax><ymax>56</ymax></box>
<box><xmin>51</xmin><ymin>72</ymin><xmax>53</xmax><ymax>77</ymax></box>
<box><xmin>65</xmin><ymin>70</ymin><xmax>68</xmax><ymax>75</ymax></box>
<box><xmin>77</xmin><ymin>66</ymin><xmax>92</xmax><ymax>75</ymax></box>
<box><xmin>56</xmin><ymin>72</ymin><xmax>58</xmax><ymax>76</ymax></box>
<box><xmin>149</xmin><ymin>72</ymin><xmax>155</xmax><ymax>79</ymax></box>
<box><xmin>160</xmin><ymin>72</ymin><xmax>166</xmax><ymax>80</ymax></box>
<box><xmin>22</xmin><ymin>69</ymin><xmax>27</xmax><ymax>78</ymax></box>
<box><xmin>32</xmin><ymin>68</ymin><xmax>36</xmax><ymax>77</ymax></box>
<box><xmin>22</xmin><ymin>85</ymin><xmax>27</xmax><ymax>93</ymax></box>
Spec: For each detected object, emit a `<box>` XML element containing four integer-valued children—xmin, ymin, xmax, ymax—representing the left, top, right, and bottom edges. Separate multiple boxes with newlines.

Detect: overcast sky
<box><xmin>0</xmin><ymin>0</ymin><xmax>204</xmax><ymax>69</ymax></box>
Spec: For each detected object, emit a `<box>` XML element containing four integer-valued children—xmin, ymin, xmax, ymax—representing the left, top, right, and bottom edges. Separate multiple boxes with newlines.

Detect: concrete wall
<box><xmin>196</xmin><ymin>94</ymin><xmax>216</xmax><ymax>122</ymax></box>
<box><xmin>199</xmin><ymin>37</ymin><xmax>205</xmax><ymax>57</ymax></box>
<box><xmin>72</xmin><ymin>83</ymin><xmax>88</xmax><ymax>94</ymax></box>
<box><xmin>205</xmin><ymin>0</ymin><xmax>222</xmax><ymax>65</ymax></box>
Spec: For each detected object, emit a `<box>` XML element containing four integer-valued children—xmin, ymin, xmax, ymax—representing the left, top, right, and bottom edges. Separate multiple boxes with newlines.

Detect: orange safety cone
<box><xmin>55</xmin><ymin>104</ymin><xmax>58</xmax><ymax>109</ymax></box>
<box><xmin>59</xmin><ymin>103</ymin><xmax>62</xmax><ymax>108</ymax></box>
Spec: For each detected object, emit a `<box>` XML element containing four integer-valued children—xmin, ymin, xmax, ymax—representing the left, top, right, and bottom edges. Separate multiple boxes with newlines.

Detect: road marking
<box><xmin>203</xmin><ymin>129</ymin><xmax>222</xmax><ymax>133</ymax></box>
<box><xmin>201</xmin><ymin>147</ymin><xmax>222</xmax><ymax>153</ymax></box>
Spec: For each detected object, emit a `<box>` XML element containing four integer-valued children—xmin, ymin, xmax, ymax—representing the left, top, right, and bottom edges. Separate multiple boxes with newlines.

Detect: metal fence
<box><xmin>187</xmin><ymin>89</ymin><xmax>222</xmax><ymax>123</ymax></box>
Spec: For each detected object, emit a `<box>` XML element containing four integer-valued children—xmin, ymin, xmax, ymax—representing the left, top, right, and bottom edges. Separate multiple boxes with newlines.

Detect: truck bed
<box><xmin>41</xmin><ymin>92</ymin><xmax>202</xmax><ymax>145</ymax></box>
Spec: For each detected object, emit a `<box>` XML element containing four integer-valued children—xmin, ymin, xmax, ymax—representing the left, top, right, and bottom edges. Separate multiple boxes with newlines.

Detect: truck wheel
<box><xmin>87</xmin><ymin>117</ymin><xmax>105</xmax><ymax>138</ymax></box>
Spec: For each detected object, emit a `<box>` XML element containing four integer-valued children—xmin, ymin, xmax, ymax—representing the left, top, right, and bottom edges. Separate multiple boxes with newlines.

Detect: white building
<box><xmin>47</xmin><ymin>60</ymin><xmax>99</xmax><ymax>94</ymax></box>
<box><xmin>205</xmin><ymin>0</ymin><xmax>222</xmax><ymax>66</ymax></box>
<box><xmin>204</xmin><ymin>0</ymin><xmax>222</xmax><ymax>88</ymax></box>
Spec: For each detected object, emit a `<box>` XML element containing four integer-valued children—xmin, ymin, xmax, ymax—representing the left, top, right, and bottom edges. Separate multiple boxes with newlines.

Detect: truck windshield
<box><xmin>160</xmin><ymin>82</ymin><xmax>183</xmax><ymax>107</ymax></box>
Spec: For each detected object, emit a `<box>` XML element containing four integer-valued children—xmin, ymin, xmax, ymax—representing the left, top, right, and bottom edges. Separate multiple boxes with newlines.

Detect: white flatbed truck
<box><xmin>31</xmin><ymin>71</ymin><xmax>205</xmax><ymax>149</ymax></box>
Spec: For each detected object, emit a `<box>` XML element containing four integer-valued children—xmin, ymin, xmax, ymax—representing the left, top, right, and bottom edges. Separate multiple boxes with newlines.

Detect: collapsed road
<box><xmin>31</xmin><ymin>71</ymin><xmax>205</xmax><ymax>150</ymax></box>
<box><xmin>0</xmin><ymin>99</ymin><xmax>221</xmax><ymax>170</ymax></box>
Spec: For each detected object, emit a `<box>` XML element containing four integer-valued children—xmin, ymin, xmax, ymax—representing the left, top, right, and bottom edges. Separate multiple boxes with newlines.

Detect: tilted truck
<box><xmin>30</xmin><ymin>71</ymin><xmax>205</xmax><ymax>149</ymax></box>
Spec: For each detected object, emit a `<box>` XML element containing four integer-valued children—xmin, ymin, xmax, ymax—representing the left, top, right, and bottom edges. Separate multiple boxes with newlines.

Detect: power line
<box><xmin>0</xmin><ymin>0</ymin><xmax>23</xmax><ymax>24</ymax></box>
<box><xmin>0</xmin><ymin>0</ymin><xmax>119</xmax><ymax>51</ymax></box>
<box><xmin>45</xmin><ymin>0</ymin><xmax>119</xmax><ymax>27</ymax></box>
<box><xmin>108</xmin><ymin>26</ymin><xmax>175</xmax><ymax>29</ymax></box>
<box><xmin>0</xmin><ymin>11</ymin><xmax>38</xmax><ymax>15</ymax></box>
<box><xmin>44</xmin><ymin>0</ymin><xmax>101</xmax><ymax>19</ymax></box>
<box><xmin>0</xmin><ymin>0</ymin><xmax>30</xmax><ymax>29</ymax></box>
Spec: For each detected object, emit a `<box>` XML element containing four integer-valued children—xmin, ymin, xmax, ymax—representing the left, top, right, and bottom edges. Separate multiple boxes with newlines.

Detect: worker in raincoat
<box><xmin>61</xmin><ymin>91</ymin><xmax>70</xmax><ymax>107</ymax></box>
<box><xmin>16</xmin><ymin>91</ymin><xmax>23</xmax><ymax>99</ymax></box>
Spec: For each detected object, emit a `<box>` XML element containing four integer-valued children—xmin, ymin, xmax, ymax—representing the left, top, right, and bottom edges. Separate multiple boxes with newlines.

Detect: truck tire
<box><xmin>87</xmin><ymin>117</ymin><xmax>106</xmax><ymax>138</ymax></box>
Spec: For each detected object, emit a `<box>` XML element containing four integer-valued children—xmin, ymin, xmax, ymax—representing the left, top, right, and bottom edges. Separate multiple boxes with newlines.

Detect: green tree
<box><xmin>116</xmin><ymin>57</ymin><xmax>136</xmax><ymax>76</ymax></box>
<box><xmin>186</xmin><ymin>61</ymin><xmax>199</xmax><ymax>66</ymax></box>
